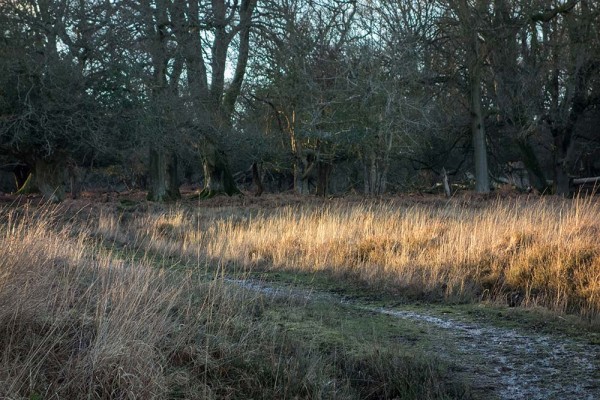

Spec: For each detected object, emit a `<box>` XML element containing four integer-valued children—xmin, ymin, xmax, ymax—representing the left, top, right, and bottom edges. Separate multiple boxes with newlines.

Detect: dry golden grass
<box><xmin>0</xmin><ymin>207</ymin><xmax>269</xmax><ymax>398</ymax></box>
<box><xmin>0</xmin><ymin>204</ymin><xmax>461</xmax><ymax>399</ymax></box>
<box><xmin>109</xmin><ymin>195</ymin><xmax>600</xmax><ymax>320</ymax></box>
<box><xmin>2</xmin><ymin>193</ymin><xmax>597</xmax><ymax>399</ymax></box>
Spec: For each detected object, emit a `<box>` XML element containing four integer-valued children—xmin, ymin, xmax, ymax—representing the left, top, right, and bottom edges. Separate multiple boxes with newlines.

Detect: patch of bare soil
<box><xmin>230</xmin><ymin>279</ymin><xmax>600</xmax><ymax>400</ymax></box>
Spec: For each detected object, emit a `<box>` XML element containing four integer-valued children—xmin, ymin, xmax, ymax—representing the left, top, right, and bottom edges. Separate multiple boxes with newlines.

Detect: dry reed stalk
<box><xmin>121</xmin><ymin>196</ymin><xmax>600</xmax><ymax>319</ymax></box>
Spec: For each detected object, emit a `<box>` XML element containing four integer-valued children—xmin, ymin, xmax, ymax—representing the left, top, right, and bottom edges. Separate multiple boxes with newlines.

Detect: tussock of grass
<box><xmin>114</xmin><ymin>196</ymin><xmax>600</xmax><ymax>320</ymax></box>
<box><xmin>0</xmin><ymin>206</ymin><xmax>460</xmax><ymax>399</ymax></box>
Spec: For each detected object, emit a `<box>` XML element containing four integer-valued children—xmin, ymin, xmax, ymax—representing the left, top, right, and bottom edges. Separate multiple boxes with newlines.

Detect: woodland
<box><xmin>1</xmin><ymin>0</ymin><xmax>599</xmax><ymax>201</ymax></box>
<box><xmin>2</xmin><ymin>2</ymin><xmax>600</xmax><ymax>399</ymax></box>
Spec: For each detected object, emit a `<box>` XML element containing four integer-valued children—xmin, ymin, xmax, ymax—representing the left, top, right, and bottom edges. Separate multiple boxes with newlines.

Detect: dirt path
<box><xmin>375</xmin><ymin>308</ymin><xmax>599</xmax><ymax>399</ymax></box>
<box><xmin>228</xmin><ymin>279</ymin><xmax>600</xmax><ymax>400</ymax></box>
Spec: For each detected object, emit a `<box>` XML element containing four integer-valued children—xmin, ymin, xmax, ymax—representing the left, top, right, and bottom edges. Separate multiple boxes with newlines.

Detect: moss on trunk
<box><xmin>15</xmin><ymin>172</ymin><xmax>37</xmax><ymax>195</ymax></box>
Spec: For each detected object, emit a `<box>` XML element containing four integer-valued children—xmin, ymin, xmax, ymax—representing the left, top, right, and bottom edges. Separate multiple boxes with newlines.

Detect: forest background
<box><xmin>1</xmin><ymin>0</ymin><xmax>599</xmax><ymax>201</ymax></box>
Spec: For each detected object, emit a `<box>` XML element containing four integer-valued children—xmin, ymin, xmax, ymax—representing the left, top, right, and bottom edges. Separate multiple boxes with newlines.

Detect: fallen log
<box><xmin>572</xmin><ymin>176</ymin><xmax>600</xmax><ymax>185</ymax></box>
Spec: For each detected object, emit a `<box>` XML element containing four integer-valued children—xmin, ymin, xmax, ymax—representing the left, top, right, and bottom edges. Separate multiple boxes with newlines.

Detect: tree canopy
<box><xmin>1</xmin><ymin>0</ymin><xmax>598</xmax><ymax>200</ymax></box>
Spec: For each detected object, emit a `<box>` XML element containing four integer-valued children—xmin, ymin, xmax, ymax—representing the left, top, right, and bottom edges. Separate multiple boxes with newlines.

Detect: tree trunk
<box><xmin>555</xmin><ymin>163</ymin><xmax>571</xmax><ymax>196</ymax></box>
<box><xmin>67</xmin><ymin>162</ymin><xmax>82</xmax><ymax>199</ymax></box>
<box><xmin>369</xmin><ymin>152</ymin><xmax>377</xmax><ymax>194</ymax></box>
<box><xmin>516</xmin><ymin>138</ymin><xmax>550</xmax><ymax>193</ymax></box>
<box><xmin>293</xmin><ymin>161</ymin><xmax>308</xmax><ymax>195</ymax></box>
<box><xmin>316</xmin><ymin>161</ymin><xmax>332</xmax><ymax>197</ymax></box>
<box><xmin>442</xmin><ymin>167</ymin><xmax>452</xmax><ymax>197</ymax></box>
<box><xmin>148</xmin><ymin>147</ymin><xmax>181</xmax><ymax>202</ymax></box>
<box><xmin>167</xmin><ymin>152</ymin><xmax>181</xmax><ymax>200</ymax></box>
<box><xmin>379</xmin><ymin>130</ymin><xmax>393</xmax><ymax>195</ymax></box>
<box><xmin>199</xmin><ymin>139</ymin><xmax>240</xmax><ymax>198</ymax></box>
<box><xmin>363</xmin><ymin>148</ymin><xmax>389</xmax><ymax>196</ymax></box>
<box><xmin>470</xmin><ymin>53</ymin><xmax>490</xmax><ymax>194</ymax></box>
<box><xmin>13</xmin><ymin>164</ymin><xmax>31</xmax><ymax>192</ymax></box>
<box><xmin>551</xmin><ymin>125</ymin><xmax>584</xmax><ymax>198</ymax></box>
<box><xmin>452</xmin><ymin>0</ymin><xmax>489</xmax><ymax>194</ymax></box>
<box><xmin>147</xmin><ymin>147</ymin><xmax>176</xmax><ymax>201</ymax></box>
<box><xmin>34</xmin><ymin>158</ymin><xmax>66</xmax><ymax>203</ymax></box>
<box><xmin>293</xmin><ymin>153</ymin><xmax>313</xmax><ymax>195</ymax></box>
<box><xmin>553</xmin><ymin>131</ymin><xmax>573</xmax><ymax>197</ymax></box>
<box><xmin>252</xmin><ymin>161</ymin><xmax>264</xmax><ymax>197</ymax></box>
<box><xmin>148</xmin><ymin>147</ymin><xmax>167</xmax><ymax>201</ymax></box>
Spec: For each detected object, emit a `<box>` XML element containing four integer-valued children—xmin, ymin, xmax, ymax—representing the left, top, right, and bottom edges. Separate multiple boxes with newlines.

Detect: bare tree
<box><xmin>536</xmin><ymin>0</ymin><xmax>600</xmax><ymax>195</ymax></box>
<box><xmin>244</xmin><ymin>0</ymin><xmax>358</xmax><ymax>195</ymax></box>
<box><xmin>0</xmin><ymin>0</ymin><xmax>118</xmax><ymax>201</ymax></box>
<box><xmin>433</xmin><ymin>0</ymin><xmax>492</xmax><ymax>193</ymax></box>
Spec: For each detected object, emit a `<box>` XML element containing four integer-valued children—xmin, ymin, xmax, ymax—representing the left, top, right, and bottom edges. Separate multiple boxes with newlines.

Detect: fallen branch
<box><xmin>572</xmin><ymin>176</ymin><xmax>600</xmax><ymax>185</ymax></box>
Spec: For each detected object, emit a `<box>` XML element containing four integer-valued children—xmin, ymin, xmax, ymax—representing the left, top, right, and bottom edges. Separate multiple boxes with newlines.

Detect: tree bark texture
<box><xmin>34</xmin><ymin>158</ymin><xmax>66</xmax><ymax>203</ymax></box>
<box><xmin>199</xmin><ymin>139</ymin><xmax>240</xmax><ymax>198</ymax></box>
<box><xmin>316</xmin><ymin>161</ymin><xmax>332</xmax><ymax>197</ymax></box>
<box><xmin>147</xmin><ymin>146</ymin><xmax>168</xmax><ymax>201</ymax></box>
<box><xmin>252</xmin><ymin>162</ymin><xmax>264</xmax><ymax>197</ymax></box>
<box><xmin>147</xmin><ymin>147</ymin><xmax>180</xmax><ymax>201</ymax></box>
<box><xmin>516</xmin><ymin>138</ymin><xmax>550</xmax><ymax>193</ymax></box>
<box><xmin>469</xmin><ymin>46</ymin><xmax>490</xmax><ymax>194</ymax></box>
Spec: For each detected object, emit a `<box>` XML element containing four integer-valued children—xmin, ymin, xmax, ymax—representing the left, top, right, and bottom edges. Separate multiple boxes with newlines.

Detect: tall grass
<box><xmin>115</xmin><ymin>196</ymin><xmax>600</xmax><ymax>320</ymax></box>
<box><xmin>0</xmin><ymin>205</ymin><xmax>461</xmax><ymax>399</ymax></box>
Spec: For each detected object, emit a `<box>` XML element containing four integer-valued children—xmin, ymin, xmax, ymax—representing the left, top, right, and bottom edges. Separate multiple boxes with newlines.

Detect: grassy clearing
<box><xmin>0</xmin><ymin>205</ymin><xmax>464</xmax><ymax>399</ymax></box>
<box><xmin>104</xmin><ymin>195</ymin><xmax>600</xmax><ymax>321</ymax></box>
<box><xmin>3</xmin><ymin>193</ymin><xmax>598</xmax><ymax>398</ymax></box>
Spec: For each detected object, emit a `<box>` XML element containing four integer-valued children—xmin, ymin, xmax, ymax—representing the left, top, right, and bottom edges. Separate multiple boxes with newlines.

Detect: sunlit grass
<box><xmin>0</xmin><ymin>204</ymin><xmax>461</xmax><ymax>399</ymax></box>
<box><xmin>113</xmin><ymin>195</ymin><xmax>600</xmax><ymax>320</ymax></box>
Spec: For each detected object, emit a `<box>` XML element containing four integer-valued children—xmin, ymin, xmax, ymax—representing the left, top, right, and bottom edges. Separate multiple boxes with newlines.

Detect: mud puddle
<box><xmin>228</xmin><ymin>278</ymin><xmax>600</xmax><ymax>400</ymax></box>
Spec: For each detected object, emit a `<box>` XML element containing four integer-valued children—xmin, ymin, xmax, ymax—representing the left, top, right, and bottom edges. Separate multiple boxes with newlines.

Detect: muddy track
<box><xmin>228</xmin><ymin>279</ymin><xmax>600</xmax><ymax>400</ymax></box>
<box><xmin>375</xmin><ymin>308</ymin><xmax>599</xmax><ymax>399</ymax></box>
